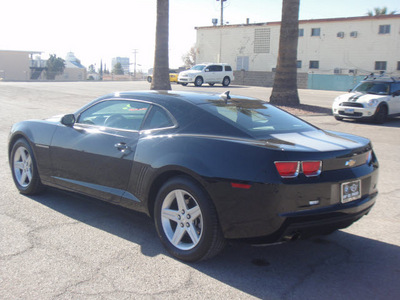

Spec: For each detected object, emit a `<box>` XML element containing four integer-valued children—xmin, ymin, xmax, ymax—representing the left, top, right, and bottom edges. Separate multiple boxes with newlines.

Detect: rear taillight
<box><xmin>302</xmin><ymin>161</ymin><xmax>322</xmax><ymax>177</ymax></box>
<box><xmin>274</xmin><ymin>161</ymin><xmax>300</xmax><ymax>178</ymax></box>
<box><xmin>275</xmin><ymin>161</ymin><xmax>322</xmax><ymax>178</ymax></box>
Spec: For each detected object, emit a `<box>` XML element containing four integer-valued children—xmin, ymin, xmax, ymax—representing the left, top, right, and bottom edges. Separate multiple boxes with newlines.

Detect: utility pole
<box><xmin>132</xmin><ymin>49</ymin><xmax>138</xmax><ymax>78</ymax></box>
<box><xmin>217</xmin><ymin>0</ymin><xmax>227</xmax><ymax>26</ymax></box>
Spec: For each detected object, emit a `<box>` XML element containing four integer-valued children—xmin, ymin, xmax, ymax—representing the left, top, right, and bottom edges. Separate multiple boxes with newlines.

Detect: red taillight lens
<box><xmin>302</xmin><ymin>161</ymin><xmax>322</xmax><ymax>177</ymax></box>
<box><xmin>274</xmin><ymin>161</ymin><xmax>300</xmax><ymax>178</ymax></box>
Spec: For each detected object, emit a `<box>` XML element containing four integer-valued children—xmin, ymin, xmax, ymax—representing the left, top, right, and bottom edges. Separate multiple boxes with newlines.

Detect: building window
<box><xmin>379</xmin><ymin>25</ymin><xmax>390</xmax><ymax>34</ymax></box>
<box><xmin>309</xmin><ymin>61</ymin><xmax>319</xmax><ymax>69</ymax></box>
<box><xmin>311</xmin><ymin>28</ymin><xmax>320</xmax><ymax>36</ymax></box>
<box><xmin>350</xmin><ymin>31</ymin><xmax>358</xmax><ymax>38</ymax></box>
<box><xmin>296</xmin><ymin>60</ymin><xmax>302</xmax><ymax>68</ymax></box>
<box><xmin>298</xmin><ymin>28</ymin><xmax>304</xmax><ymax>37</ymax></box>
<box><xmin>375</xmin><ymin>61</ymin><xmax>387</xmax><ymax>70</ymax></box>
<box><xmin>236</xmin><ymin>56</ymin><xmax>249</xmax><ymax>71</ymax></box>
<box><xmin>337</xmin><ymin>32</ymin><xmax>344</xmax><ymax>38</ymax></box>
<box><xmin>397</xmin><ymin>61</ymin><xmax>400</xmax><ymax>71</ymax></box>
<box><xmin>254</xmin><ymin>28</ymin><xmax>271</xmax><ymax>53</ymax></box>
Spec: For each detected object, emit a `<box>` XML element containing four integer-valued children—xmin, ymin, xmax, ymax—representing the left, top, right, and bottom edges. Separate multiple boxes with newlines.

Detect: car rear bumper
<box><xmin>208</xmin><ymin>163</ymin><xmax>379</xmax><ymax>241</ymax></box>
<box><xmin>226</xmin><ymin>192</ymin><xmax>377</xmax><ymax>243</ymax></box>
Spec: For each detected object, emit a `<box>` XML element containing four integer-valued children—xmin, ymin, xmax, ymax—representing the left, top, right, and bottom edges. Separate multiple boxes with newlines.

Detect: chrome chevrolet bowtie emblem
<box><xmin>345</xmin><ymin>159</ymin><xmax>356</xmax><ymax>167</ymax></box>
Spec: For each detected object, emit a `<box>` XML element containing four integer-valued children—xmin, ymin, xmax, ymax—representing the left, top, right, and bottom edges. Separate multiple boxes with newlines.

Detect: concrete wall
<box><xmin>0</xmin><ymin>50</ymin><xmax>32</xmax><ymax>81</ymax></box>
<box><xmin>55</xmin><ymin>68</ymin><xmax>87</xmax><ymax>81</ymax></box>
<box><xmin>307</xmin><ymin>74</ymin><xmax>365</xmax><ymax>91</ymax></box>
<box><xmin>233</xmin><ymin>71</ymin><xmax>308</xmax><ymax>89</ymax></box>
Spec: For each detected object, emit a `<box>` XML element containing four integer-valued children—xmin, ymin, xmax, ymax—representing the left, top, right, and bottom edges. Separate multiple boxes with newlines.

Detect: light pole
<box><xmin>132</xmin><ymin>49</ymin><xmax>138</xmax><ymax>78</ymax></box>
<box><xmin>217</xmin><ymin>0</ymin><xmax>227</xmax><ymax>26</ymax></box>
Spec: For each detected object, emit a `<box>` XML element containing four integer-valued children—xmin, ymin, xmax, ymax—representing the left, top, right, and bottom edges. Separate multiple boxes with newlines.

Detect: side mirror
<box><xmin>61</xmin><ymin>114</ymin><xmax>76</xmax><ymax>126</ymax></box>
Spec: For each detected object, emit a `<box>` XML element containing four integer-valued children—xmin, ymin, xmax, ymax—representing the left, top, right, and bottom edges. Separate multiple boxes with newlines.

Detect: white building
<box><xmin>54</xmin><ymin>52</ymin><xmax>86</xmax><ymax>81</ymax></box>
<box><xmin>112</xmin><ymin>57</ymin><xmax>130</xmax><ymax>74</ymax></box>
<box><xmin>195</xmin><ymin>14</ymin><xmax>400</xmax><ymax>84</ymax></box>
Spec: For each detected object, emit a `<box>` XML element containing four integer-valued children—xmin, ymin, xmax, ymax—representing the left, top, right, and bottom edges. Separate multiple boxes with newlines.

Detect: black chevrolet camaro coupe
<box><xmin>8</xmin><ymin>91</ymin><xmax>379</xmax><ymax>262</ymax></box>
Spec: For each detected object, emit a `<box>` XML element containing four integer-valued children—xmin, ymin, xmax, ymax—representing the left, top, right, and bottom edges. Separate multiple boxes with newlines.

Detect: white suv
<box><xmin>178</xmin><ymin>63</ymin><xmax>234</xmax><ymax>87</ymax></box>
<box><xmin>332</xmin><ymin>76</ymin><xmax>400</xmax><ymax>123</ymax></box>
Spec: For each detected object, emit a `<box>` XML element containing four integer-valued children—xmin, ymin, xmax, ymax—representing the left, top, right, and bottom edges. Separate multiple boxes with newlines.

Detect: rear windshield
<box><xmin>199</xmin><ymin>98</ymin><xmax>316</xmax><ymax>138</ymax></box>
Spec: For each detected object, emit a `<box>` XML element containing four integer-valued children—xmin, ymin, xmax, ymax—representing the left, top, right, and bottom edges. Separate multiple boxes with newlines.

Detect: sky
<box><xmin>1</xmin><ymin>0</ymin><xmax>399</xmax><ymax>73</ymax></box>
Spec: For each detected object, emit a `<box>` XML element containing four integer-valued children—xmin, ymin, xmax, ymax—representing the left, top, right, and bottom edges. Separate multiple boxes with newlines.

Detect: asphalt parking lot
<box><xmin>1</xmin><ymin>81</ymin><xmax>399</xmax><ymax>299</ymax></box>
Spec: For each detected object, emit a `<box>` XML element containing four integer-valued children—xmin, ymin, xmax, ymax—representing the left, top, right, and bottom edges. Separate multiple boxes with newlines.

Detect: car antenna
<box><xmin>220</xmin><ymin>91</ymin><xmax>231</xmax><ymax>103</ymax></box>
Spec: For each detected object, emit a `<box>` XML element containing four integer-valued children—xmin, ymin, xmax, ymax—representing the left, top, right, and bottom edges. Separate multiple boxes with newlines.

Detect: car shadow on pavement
<box><xmin>28</xmin><ymin>188</ymin><xmax>400</xmax><ymax>299</ymax></box>
<box><xmin>338</xmin><ymin>117</ymin><xmax>400</xmax><ymax>128</ymax></box>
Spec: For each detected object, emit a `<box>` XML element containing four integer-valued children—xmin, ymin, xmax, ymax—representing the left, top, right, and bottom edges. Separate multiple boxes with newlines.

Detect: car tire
<box><xmin>334</xmin><ymin>116</ymin><xmax>344</xmax><ymax>121</ymax></box>
<box><xmin>374</xmin><ymin>104</ymin><xmax>387</xmax><ymax>124</ymax></box>
<box><xmin>222</xmin><ymin>76</ymin><xmax>230</xmax><ymax>87</ymax></box>
<box><xmin>209</xmin><ymin>83</ymin><xmax>215</xmax><ymax>86</ymax></box>
<box><xmin>10</xmin><ymin>138</ymin><xmax>44</xmax><ymax>195</ymax></box>
<box><xmin>181</xmin><ymin>83</ymin><xmax>188</xmax><ymax>86</ymax></box>
<box><xmin>154</xmin><ymin>176</ymin><xmax>226</xmax><ymax>262</ymax></box>
<box><xmin>194</xmin><ymin>77</ymin><xmax>203</xmax><ymax>87</ymax></box>
<box><xmin>147</xmin><ymin>76</ymin><xmax>152</xmax><ymax>83</ymax></box>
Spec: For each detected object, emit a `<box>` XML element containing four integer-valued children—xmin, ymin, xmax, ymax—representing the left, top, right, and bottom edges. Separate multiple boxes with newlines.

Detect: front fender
<box><xmin>9</xmin><ymin>120</ymin><xmax>58</xmax><ymax>181</ymax></box>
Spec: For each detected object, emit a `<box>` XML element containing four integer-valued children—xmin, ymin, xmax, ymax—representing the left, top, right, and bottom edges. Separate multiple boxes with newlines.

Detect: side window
<box><xmin>142</xmin><ymin>105</ymin><xmax>174</xmax><ymax>130</ymax></box>
<box><xmin>225</xmin><ymin>65</ymin><xmax>232</xmax><ymax>71</ymax></box>
<box><xmin>208</xmin><ymin>65</ymin><xmax>222</xmax><ymax>72</ymax></box>
<box><xmin>390</xmin><ymin>83</ymin><xmax>400</xmax><ymax>93</ymax></box>
<box><xmin>78</xmin><ymin>100</ymin><xmax>150</xmax><ymax>131</ymax></box>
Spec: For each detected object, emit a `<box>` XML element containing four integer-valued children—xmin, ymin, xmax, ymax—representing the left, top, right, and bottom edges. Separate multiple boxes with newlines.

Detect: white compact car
<box><xmin>332</xmin><ymin>76</ymin><xmax>400</xmax><ymax>123</ymax></box>
<box><xmin>178</xmin><ymin>63</ymin><xmax>234</xmax><ymax>87</ymax></box>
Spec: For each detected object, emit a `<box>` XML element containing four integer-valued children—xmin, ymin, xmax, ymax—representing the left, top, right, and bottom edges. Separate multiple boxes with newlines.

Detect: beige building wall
<box><xmin>0</xmin><ymin>50</ymin><xmax>34</xmax><ymax>81</ymax></box>
<box><xmin>55</xmin><ymin>68</ymin><xmax>87</xmax><ymax>81</ymax></box>
<box><xmin>196</xmin><ymin>15</ymin><xmax>400</xmax><ymax>76</ymax></box>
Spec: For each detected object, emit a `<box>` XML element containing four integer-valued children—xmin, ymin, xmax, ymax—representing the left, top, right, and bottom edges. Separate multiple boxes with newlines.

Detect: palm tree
<box><xmin>151</xmin><ymin>0</ymin><xmax>171</xmax><ymax>90</ymax></box>
<box><xmin>269</xmin><ymin>0</ymin><xmax>300</xmax><ymax>106</ymax></box>
<box><xmin>367</xmin><ymin>7</ymin><xmax>397</xmax><ymax>16</ymax></box>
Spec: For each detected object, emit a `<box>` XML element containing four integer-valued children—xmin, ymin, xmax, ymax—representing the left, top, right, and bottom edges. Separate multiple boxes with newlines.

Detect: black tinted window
<box><xmin>391</xmin><ymin>83</ymin><xmax>400</xmax><ymax>93</ymax></box>
<box><xmin>78</xmin><ymin>100</ymin><xmax>149</xmax><ymax>130</ymax></box>
<box><xmin>200</xmin><ymin>99</ymin><xmax>315</xmax><ymax>138</ymax></box>
<box><xmin>209</xmin><ymin>65</ymin><xmax>223</xmax><ymax>72</ymax></box>
<box><xmin>225</xmin><ymin>65</ymin><xmax>232</xmax><ymax>71</ymax></box>
<box><xmin>353</xmin><ymin>82</ymin><xmax>390</xmax><ymax>95</ymax></box>
<box><xmin>142</xmin><ymin>105</ymin><xmax>174</xmax><ymax>130</ymax></box>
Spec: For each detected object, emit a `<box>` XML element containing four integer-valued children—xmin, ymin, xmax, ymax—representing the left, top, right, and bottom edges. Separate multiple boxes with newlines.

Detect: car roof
<box><xmin>361</xmin><ymin>76</ymin><xmax>400</xmax><ymax>83</ymax></box>
<box><xmin>83</xmin><ymin>91</ymin><xmax>262</xmax><ymax>138</ymax></box>
<box><xmin>96</xmin><ymin>90</ymin><xmax>254</xmax><ymax>106</ymax></box>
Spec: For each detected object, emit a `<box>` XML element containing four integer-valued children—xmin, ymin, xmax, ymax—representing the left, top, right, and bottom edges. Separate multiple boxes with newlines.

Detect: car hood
<box><xmin>179</xmin><ymin>70</ymin><xmax>202</xmax><ymax>76</ymax></box>
<box><xmin>335</xmin><ymin>92</ymin><xmax>388</xmax><ymax>104</ymax></box>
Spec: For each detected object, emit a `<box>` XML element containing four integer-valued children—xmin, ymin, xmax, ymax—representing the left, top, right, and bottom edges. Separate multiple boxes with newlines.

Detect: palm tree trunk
<box><xmin>151</xmin><ymin>0</ymin><xmax>171</xmax><ymax>90</ymax></box>
<box><xmin>270</xmin><ymin>0</ymin><xmax>300</xmax><ymax>106</ymax></box>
